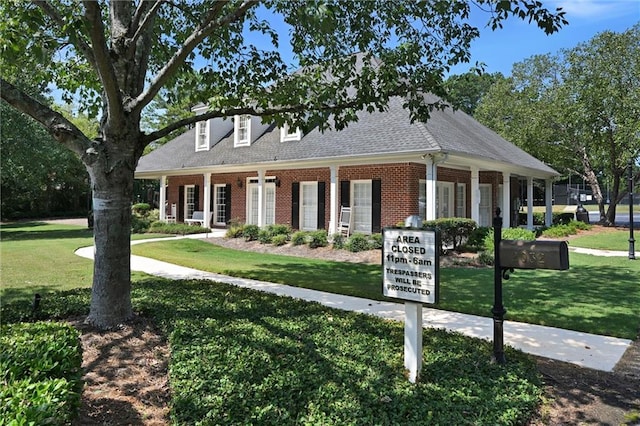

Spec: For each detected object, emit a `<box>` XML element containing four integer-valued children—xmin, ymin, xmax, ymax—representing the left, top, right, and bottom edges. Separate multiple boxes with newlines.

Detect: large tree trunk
<box><xmin>84</xmin><ymin>130</ymin><xmax>140</xmax><ymax>328</ymax></box>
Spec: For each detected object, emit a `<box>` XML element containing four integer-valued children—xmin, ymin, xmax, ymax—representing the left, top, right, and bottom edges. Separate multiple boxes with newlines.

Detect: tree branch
<box><xmin>82</xmin><ymin>0</ymin><xmax>125</xmax><ymax>125</ymax></box>
<box><xmin>130</xmin><ymin>0</ymin><xmax>257</xmax><ymax>114</ymax></box>
<box><xmin>128</xmin><ymin>0</ymin><xmax>163</xmax><ymax>51</ymax></box>
<box><xmin>0</xmin><ymin>78</ymin><xmax>93</xmax><ymax>160</ymax></box>
<box><xmin>33</xmin><ymin>0</ymin><xmax>97</xmax><ymax>70</ymax></box>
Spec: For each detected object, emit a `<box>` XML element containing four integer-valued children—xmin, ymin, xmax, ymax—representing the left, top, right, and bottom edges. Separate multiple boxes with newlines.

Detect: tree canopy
<box><xmin>475</xmin><ymin>24</ymin><xmax>640</xmax><ymax>225</ymax></box>
<box><xmin>0</xmin><ymin>0</ymin><xmax>568</xmax><ymax>328</ymax></box>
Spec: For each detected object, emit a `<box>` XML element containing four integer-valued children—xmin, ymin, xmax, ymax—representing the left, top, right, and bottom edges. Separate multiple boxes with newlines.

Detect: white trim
<box><xmin>280</xmin><ymin>124</ymin><xmax>301</xmax><ymax>142</ymax></box>
<box><xmin>234</xmin><ymin>114</ymin><xmax>251</xmax><ymax>147</ymax></box>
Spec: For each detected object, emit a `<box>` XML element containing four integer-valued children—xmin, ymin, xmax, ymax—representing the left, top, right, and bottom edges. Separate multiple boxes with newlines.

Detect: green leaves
<box><xmin>0</xmin><ymin>322</ymin><xmax>83</xmax><ymax>425</ymax></box>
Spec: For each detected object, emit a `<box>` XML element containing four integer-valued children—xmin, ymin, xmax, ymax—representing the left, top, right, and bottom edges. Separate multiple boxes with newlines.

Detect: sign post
<box><xmin>383</xmin><ymin>227</ymin><xmax>440</xmax><ymax>383</ymax></box>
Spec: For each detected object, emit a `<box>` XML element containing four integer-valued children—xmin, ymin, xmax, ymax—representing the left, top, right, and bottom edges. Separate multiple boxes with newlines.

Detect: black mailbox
<box><xmin>499</xmin><ymin>240</ymin><xmax>569</xmax><ymax>271</ymax></box>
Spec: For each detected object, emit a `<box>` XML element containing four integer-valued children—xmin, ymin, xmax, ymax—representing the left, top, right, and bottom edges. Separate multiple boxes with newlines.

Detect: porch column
<box><xmin>527</xmin><ymin>176</ymin><xmax>534</xmax><ymax>230</ymax></box>
<box><xmin>502</xmin><ymin>172</ymin><xmax>511</xmax><ymax>228</ymax></box>
<box><xmin>159</xmin><ymin>176</ymin><xmax>167</xmax><ymax>221</ymax></box>
<box><xmin>425</xmin><ymin>156</ymin><xmax>437</xmax><ymax>221</ymax></box>
<box><xmin>545</xmin><ymin>179</ymin><xmax>553</xmax><ymax>227</ymax></box>
<box><xmin>257</xmin><ymin>169</ymin><xmax>265</xmax><ymax>227</ymax></box>
<box><xmin>470</xmin><ymin>166</ymin><xmax>480</xmax><ymax>224</ymax></box>
<box><xmin>328</xmin><ymin>165</ymin><xmax>338</xmax><ymax>235</ymax></box>
<box><xmin>203</xmin><ymin>172</ymin><xmax>211</xmax><ymax>228</ymax></box>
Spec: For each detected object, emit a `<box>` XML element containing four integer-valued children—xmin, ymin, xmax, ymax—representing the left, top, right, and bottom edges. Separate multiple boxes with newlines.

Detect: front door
<box><xmin>247</xmin><ymin>180</ymin><xmax>275</xmax><ymax>226</ymax></box>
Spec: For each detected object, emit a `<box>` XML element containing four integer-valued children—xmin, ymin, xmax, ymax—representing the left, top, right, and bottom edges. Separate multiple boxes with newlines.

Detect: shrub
<box><xmin>291</xmin><ymin>231</ymin><xmax>308</xmax><ymax>246</ymax></box>
<box><xmin>0</xmin><ymin>322</ymin><xmax>83</xmax><ymax>425</ymax></box>
<box><xmin>258</xmin><ymin>229</ymin><xmax>272</xmax><ymax>244</ymax></box>
<box><xmin>423</xmin><ymin>218</ymin><xmax>477</xmax><ymax>252</ymax></box>
<box><xmin>225</xmin><ymin>225</ymin><xmax>244</xmax><ymax>238</ymax></box>
<box><xmin>369</xmin><ymin>233</ymin><xmax>383</xmax><ymax>250</ymax></box>
<box><xmin>466</xmin><ymin>226</ymin><xmax>491</xmax><ymax>251</ymax></box>
<box><xmin>242</xmin><ymin>224</ymin><xmax>260</xmax><ymax>241</ymax></box>
<box><xmin>331</xmin><ymin>233</ymin><xmax>346</xmax><ymax>249</ymax></box>
<box><xmin>131</xmin><ymin>208</ymin><xmax>160</xmax><ymax>233</ymax></box>
<box><xmin>271</xmin><ymin>234</ymin><xmax>288</xmax><ymax>246</ymax></box>
<box><xmin>308</xmin><ymin>230</ymin><xmax>328</xmax><ymax>248</ymax></box>
<box><xmin>477</xmin><ymin>251</ymin><xmax>494</xmax><ymax>266</ymax></box>
<box><xmin>148</xmin><ymin>222</ymin><xmax>208</xmax><ymax>235</ymax></box>
<box><xmin>540</xmin><ymin>220</ymin><xmax>592</xmax><ymax>238</ymax></box>
<box><xmin>346</xmin><ymin>233</ymin><xmax>371</xmax><ymax>252</ymax></box>
<box><xmin>132</xmin><ymin>202</ymin><xmax>151</xmax><ymax>215</ymax></box>
<box><xmin>268</xmin><ymin>224</ymin><xmax>292</xmax><ymax>237</ymax></box>
<box><xmin>553</xmin><ymin>212</ymin><xmax>574</xmax><ymax>225</ymax></box>
<box><xmin>483</xmin><ymin>227</ymin><xmax>536</xmax><ymax>255</ymax></box>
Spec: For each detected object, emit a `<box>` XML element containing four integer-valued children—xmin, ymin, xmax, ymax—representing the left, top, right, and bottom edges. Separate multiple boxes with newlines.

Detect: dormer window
<box><xmin>280</xmin><ymin>124</ymin><xmax>301</xmax><ymax>142</ymax></box>
<box><xmin>234</xmin><ymin>114</ymin><xmax>251</xmax><ymax>147</ymax></box>
<box><xmin>195</xmin><ymin>120</ymin><xmax>209</xmax><ymax>151</ymax></box>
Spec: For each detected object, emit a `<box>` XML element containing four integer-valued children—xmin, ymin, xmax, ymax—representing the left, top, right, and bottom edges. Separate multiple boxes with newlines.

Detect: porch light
<box><xmin>237</xmin><ymin>177</ymin><xmax>243</xmax><ymax>188</ymax></box>
<box><xmin>275</xmin><ymin>177</ymin><xmax>281</xmax><ymax>187</ymax></box>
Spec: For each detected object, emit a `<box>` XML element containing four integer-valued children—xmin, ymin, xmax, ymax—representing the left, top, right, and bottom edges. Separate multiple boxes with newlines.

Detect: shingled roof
<box><xmin>136</xmin><ymin>94</ymin><xmax>558</xmax><ymax>179</ymax></box>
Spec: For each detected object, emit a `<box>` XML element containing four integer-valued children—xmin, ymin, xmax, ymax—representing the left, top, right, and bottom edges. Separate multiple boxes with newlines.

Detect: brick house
<box><xmin>135</xmin><ymin>94</ymin><xmax>559</xmax><ymax>233</ymax></box>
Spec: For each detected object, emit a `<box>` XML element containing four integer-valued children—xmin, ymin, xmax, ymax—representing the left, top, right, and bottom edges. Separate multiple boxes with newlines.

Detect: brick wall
<box><xmin>164</xmin><ymin>164</ymin><xmax>508</xmax><ymax>230</ymax></box>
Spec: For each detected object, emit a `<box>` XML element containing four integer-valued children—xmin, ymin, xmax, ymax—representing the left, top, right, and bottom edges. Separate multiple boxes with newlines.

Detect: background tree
<box><xmin>0</xmin><ymin>0</ymin><xmax>567</xmax><ymax>328</ymax></box>
<box><xmin>0</xmin><ymin>86</ymin><xmax>91</xmax><ymax>220</ymax></box>
<box><xmin>476</xmin><ymin>24</ymin><xmax>640</xmax><ymax>225</ymax></box>
<box><xmin>443</xmin><ymin>70</ymin><xmax>504</xmax><ymax>115</ymax></box>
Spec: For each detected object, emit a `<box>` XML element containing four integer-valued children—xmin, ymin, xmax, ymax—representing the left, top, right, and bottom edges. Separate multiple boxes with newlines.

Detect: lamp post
<box><xmin>629</xmin><ymin>160</ymin><xmax>636</xmax><ymax>260</ymax></box>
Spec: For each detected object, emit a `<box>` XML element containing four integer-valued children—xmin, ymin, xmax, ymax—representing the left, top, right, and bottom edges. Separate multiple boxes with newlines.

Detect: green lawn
<box><xmin>2</xmin><ymin>222</ymin><xmax>639</xmax><ymax>339</ymax></box>
<box><xmin>0</xmin><ymin>222</ymin><xmax>165</xmax><ymax>303</ymax></box>
<box><xmin>570</xmin><ymin>228</ymin><xmax>635</xmax><ymax>251</ymax></box>
<box><xmin>132</xmin><ymin>239</ymin><xmax>640</xmax><ymax>339</ymax></box>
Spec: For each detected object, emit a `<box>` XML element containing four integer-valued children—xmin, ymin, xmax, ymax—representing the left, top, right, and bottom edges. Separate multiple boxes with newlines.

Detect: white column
<box><xmin>502</xmin><ymin>172</ymin><xmax>511</xmax><ymax>228</ymax></box>
<box><xmin>425</xmin><ymin>156</ymin><xmax>437</xmax><ymax>221</ymax></box>
<box><xmin>470</xmin><ymin>167</ymin><xmax>480</xmax><ymax>224</ymax></box>
<box><xmin>545</xmin><ymin>179</ymin><xmax>553</xmax><ymax>227</ymax></box>
<box><xmin>203</xmin><ymin>172</ymin><xmax>211</xmax><ymax>228</ymax></box>
<box><xmin>159</xmin><ymin>176</ymin><xmax>167</xmax><ymax>222</ymax></box>
<box><xmin>257</xmin><ymin>169</ymin><xmax>265</xmax><ymax>227</ymax></box>
<box><xmin>527</xmin><ymin>177</ymin><xmax>534</xmax><ymax>230</ymax></box>
<box><xmin>404</xmin><ymin>302</ymin><xmax>423</xmax><ymax>383</ymax></box>
<box><xmin>328</xmin><ymin>165</ymin><xmax>338</xmax><ymax>235</ymax></box>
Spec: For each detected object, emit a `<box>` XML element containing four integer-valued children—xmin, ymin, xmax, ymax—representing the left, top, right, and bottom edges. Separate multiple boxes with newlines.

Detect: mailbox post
<box><xmin>492</xmin><ymin>208</ymin><xmax>570</xmax><ymax>365</ymax></box>
<box><xmin>629</xmin><ymin>159</ymin><xmax>635</xmax><ymax>260</ymax></box>
<box><xmin>492</xmin><ymin>208</ymin><xmax>506</xmax><ymax>364</ymax></box>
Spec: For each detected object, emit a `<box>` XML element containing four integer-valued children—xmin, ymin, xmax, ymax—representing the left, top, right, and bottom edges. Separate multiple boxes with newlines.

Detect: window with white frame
<box><xmin>479</xmin><ymin>184</ymin><xmax>492</xmax><ymax>227</ymax></box>
<box><xmin>436</xmin><ymin>182</ymin><xmax>454</xmax><ymax>218</ymax></box>
<box><xmin>195</xmin><ymin>121</ymin><xmax>209</xmax><ymax>151</ymax></box>
<box><xmin>456</xmin><ymin>183</ymin><xmax>466</xmax><ymax>217</ymax></box>
<box><xmin>280</xmin><ymin>124</ymin><xmax>301</xmax><ymax>142</ymax></box>
<box><xmin>185</xmin><ymin>185</ymin><xmax>196</xmax><ymax>219</ymax></box>
<box><xmin>214</xmin><ymin>184</ymin><xmax>227</xmax><ymax>226</ymax></box>
<box><xmin>234</xmin><ymin>114</ymin><xmax>251</xmax><ymax>147</ymax></box>
<box><xmin>352</xmin><ymin>180</ymin><xmax>372</xmax><ymax>233</ymax></box>
<box><xmin>300</xmin><ymin>182</ymin><xmax>318</xmax><ymax>230</ymax></box>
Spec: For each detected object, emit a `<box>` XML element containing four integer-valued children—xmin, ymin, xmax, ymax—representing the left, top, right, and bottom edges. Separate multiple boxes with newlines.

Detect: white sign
<box><xmin>383</xmin><ymin>229</ymin><xmax>439</xmax><ymax>304</ymax></box>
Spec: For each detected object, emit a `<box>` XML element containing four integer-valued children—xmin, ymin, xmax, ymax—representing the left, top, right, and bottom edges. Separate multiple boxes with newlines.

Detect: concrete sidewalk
<box><xmin>75</xmin><ymin>232</ymin><xmax>632</xmax><ymax>372</ymax></box>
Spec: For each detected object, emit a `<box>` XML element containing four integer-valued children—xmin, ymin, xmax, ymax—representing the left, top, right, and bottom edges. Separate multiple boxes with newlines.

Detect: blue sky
<box><xmin>448</xmin><ymin>0</ymin><xmax>639</xmax><ymax>76</ymax></box>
